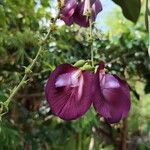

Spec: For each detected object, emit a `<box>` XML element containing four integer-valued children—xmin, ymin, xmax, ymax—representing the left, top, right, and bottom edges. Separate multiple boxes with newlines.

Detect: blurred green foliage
<box><xmin>0</xmin><ymin>0</ymin><xmax>150</xmax><ymax>150</ymax></box>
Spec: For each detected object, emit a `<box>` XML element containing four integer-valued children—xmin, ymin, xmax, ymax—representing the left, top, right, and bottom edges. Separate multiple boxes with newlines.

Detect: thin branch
<box><xmin>3</xmin><ymin>12</ymin><xmax>60</xmax><ymax>108</ymax></box>
<box><xmin>16</xmin><ymin>93</ymin><xmax>44</xmax><ymax>99</ymax></box>
<box><xmin>106</xmin><ymin>51</ymin><xmax>135</xmax><ymax>65</ymax></box>
<box><xmin>121</xmin><ymin>117</ymin><xmax>128</xmax><ymax>150</ymax></box>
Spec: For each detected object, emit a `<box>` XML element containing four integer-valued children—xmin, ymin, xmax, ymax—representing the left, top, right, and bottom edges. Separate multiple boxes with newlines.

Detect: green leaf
<box><xmin>41</xmin><ymin>0</ymin><xmax>50</xmax><ymax>7</ymax></box>
<box><xmin>112</xmin><ymin>0</ymin><xmax>141</xmax><ymax>23</ymax></box>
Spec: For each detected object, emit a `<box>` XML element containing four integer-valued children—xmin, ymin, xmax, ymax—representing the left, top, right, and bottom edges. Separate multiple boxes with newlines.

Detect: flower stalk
<box><xmin>89</xmin><ymin>17</ymin><xmax>94</xmax><ymax>67</ymax></box>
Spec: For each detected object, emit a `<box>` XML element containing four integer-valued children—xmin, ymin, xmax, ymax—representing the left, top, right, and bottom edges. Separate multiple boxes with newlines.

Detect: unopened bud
<box><xmin>74</xmin><ymin>60</ymin><xmax>86</xmax><ymax>67</ymax></box>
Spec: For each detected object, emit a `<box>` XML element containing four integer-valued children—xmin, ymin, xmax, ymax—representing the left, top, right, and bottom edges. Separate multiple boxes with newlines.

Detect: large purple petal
<box><xmin>113</xmin><ymin>75</ymin><xmax>131</xmax><ymax>117</ymax></box>
<box><xmin>92</xmin><ymin>0</ymin><xmax>102</xmax><ymax>20</ymax></box>
<box><xmin>45</xmin><ymin>64</ymin><xmax>94</xmax><ymax>120</ymax></box>
<box><xmin>93</xmin><ymin>63</ymin><xmax>131</xmax><ymax>124</ymax></box>
<box><xmin>60</xmin><ymin>0</ymin><xmax>77</xmax><ymax>25</ymax></box>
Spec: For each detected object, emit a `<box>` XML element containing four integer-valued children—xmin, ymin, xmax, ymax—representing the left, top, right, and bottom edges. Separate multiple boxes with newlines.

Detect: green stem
<box><xmin>77</xmin><ymin>119</ymin><xmax>82</xmax><ymax>150</ymax></box>
<box><xmin>4</xmin><ymin>12</ymin><xmax>60</xmax><ymax>108</ymax></box>
<box><xmin>90</xmin><ymin>18</ymin><xmax>94</xmax><ymax>67</ymax></box>
<box><xmin>4</xmin><ymin>74</ymin><xmax>27</xmax><ymax>107</ymax></box>
<box><xmin>78</xmin><ymin>133</ymin><xmax>82</xmax><ymax>150</ymax></box>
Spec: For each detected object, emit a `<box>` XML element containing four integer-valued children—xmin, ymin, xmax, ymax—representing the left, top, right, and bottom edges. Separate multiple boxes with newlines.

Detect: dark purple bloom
<box><xmin>45</xmin><ymin>64</ymin><xmax>94</xmax><ymax>120</ymax></box>
<box><xmin>73</xmin><ymin>0</ymin><xmax>102</xmax><ymax>27</ymax></box>
<box><xmin>93</xmin><ymin>62</ymin><xmax>131</xmax><ymax>124</ymax></box>
<box><xmin>60</xmin><ymin>0</ymin><xmax>102</xmax><ymax>27</ymax></box>
<box><xmin>60</xmin><ymin>0</ymin><xmax>77</xmax><ymax>25</ymax></box>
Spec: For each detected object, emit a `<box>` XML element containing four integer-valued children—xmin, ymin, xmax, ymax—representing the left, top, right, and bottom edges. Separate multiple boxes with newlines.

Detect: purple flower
<box><xmin>73</xmin><ymin>0</ymin><xmax>102</xmax><ymax>27</ymax></box>
<box><xmin>93</xmin><ymin>62</ymin><xmax>131</xmax><ymax>124</ymax></box>
<box><xmin>60</xmin><ymin>0</ymin><xmax>102</xmax><ymax>27</ymax></box>
<box><xmin>45</xmin><ymin>64</ymin><xmax>94</xmax><ymax>120</ymax></box>
<box><xmin>60</xmin><ymin>0</ymin><xmax>78</xmax><ymax>25</ymax></box>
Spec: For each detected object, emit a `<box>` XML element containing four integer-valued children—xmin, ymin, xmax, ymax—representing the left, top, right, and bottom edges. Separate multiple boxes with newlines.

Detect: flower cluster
<box><xmin>60</xmin><ymin>0</ymin><xmax>102</xmax><ymax>27</ymax></box>
<box><xmin>45</xmin><ymin>62</ymin><xmax>131</xmax><ymax>124</ymax></box>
